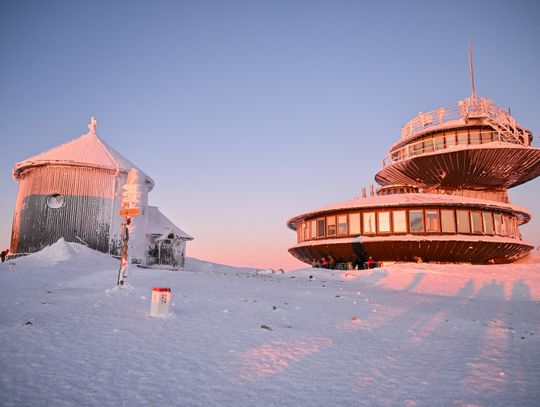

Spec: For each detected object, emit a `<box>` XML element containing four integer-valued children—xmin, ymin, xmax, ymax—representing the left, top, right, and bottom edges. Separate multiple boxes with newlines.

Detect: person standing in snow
<box><xmin>0</xmin><ymin>249</ymin><xmax>8</xmax><ymax>262</ymax></box>
<box><xmin>328</xmin><ymin>255</ymin><xmax>336</xmax><ymax>270</ymax></box>
<box><xmin>367</xmin><ymin>256</ymin><xmax>376</xmax><ymax>269</ymax></box>
<box><xmin>321</xmin><ymin>257</ymin><xmax>328</xmax><ymax>268</ymax></box>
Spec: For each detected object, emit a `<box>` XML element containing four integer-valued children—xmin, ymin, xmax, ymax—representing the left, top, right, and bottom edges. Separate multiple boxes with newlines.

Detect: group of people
<box><xmin>312</xmin><ymin>255</ymin><xmax>337</xmax><ymax>269</ymax></box>
<box><xmin>0</xmin><ymin>249</ymin><xmax>9</xmax><ymax>262</ymax></box>
<box><xmin>312</xmin><ymin>254</ymin><xmax>378</xmax><ymax>270</ymax></box>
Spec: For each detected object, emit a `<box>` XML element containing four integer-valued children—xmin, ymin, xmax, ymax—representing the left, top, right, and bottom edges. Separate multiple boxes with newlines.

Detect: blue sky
<box><xmin>1</xmin><ymin>0</ymin><xmax>539</xmax><ymax>269</ymax></box>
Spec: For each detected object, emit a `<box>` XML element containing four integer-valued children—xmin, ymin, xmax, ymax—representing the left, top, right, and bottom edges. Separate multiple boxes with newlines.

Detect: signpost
<box><xmin>117</xmin><ymin>207</ymin><xmax>140</xmax><ymax>286</ymax></box>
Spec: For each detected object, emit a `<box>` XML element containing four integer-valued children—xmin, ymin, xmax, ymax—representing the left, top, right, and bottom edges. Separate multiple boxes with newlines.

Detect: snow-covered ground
<box><xmin>1</xmin><ymin>240</ymin><xmax>539</xmax><ymax>406</ymax></box>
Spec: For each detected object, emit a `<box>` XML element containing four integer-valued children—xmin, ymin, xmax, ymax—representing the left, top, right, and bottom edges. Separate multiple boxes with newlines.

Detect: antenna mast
<box><xmin>468</xmin><ymin>41</ymin><xmax>476</xmax><ymax>100</ymax></box>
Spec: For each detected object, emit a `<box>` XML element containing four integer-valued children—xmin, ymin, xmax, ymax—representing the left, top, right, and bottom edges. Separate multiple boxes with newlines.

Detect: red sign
<box><xmin>119</xmin><ymin>207</ymin><xmax>141</xmax><ymax>217</ymax></box>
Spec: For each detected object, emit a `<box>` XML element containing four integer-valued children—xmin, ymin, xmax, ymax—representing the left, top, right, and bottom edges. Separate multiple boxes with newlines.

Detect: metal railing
<box><xmin>383</xmin><ymin>97</ymin><xmax>531</xmax><ymax>168</ymax></box>
<box><xmin>400</xmin><ymin>97</ymin><xmax>528</xmax><ymax>144</ymax></box>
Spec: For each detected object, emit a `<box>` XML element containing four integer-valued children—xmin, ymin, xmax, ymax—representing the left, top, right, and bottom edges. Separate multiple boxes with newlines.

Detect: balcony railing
<box><xmin>400</xmin><ymin>97</ymin><xmax>528</xmax><ymax>144</ymax></box>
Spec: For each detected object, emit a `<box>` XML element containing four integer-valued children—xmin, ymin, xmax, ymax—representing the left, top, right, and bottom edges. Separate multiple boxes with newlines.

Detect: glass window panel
<box><xmin>469</xmin><ymin>132</ymin><xmax>481</xmax><ymax>144</ymax></box>
<box><xmin>483</xmin><ymin>212</ymin><xmax>494</xmax><ymax>235</ymax></box>
<box><xmin>456</xmin><ymin>210</ymin><xmax>471</xmax><ymax>233</ymax></box>
<box><xmin>471</xmin><ymin>211</ymin><xmax>483</xmax><ymax>233</ymax></box>
<box><xmin>349</xmin><ymin>213</ymin><xmax>361</xmax><ymax>235</ymax></box>
<box><xmin>326</xmin><ymin>216</ymin><xmax>336</xmax><ymax>236</ymax></box>
<box><xmin>445</xmin><ymin>132</ymin><xmax>456</xmax><ymax>147</ymax></box>
<box><xmin>426</xmin><ymin>210</ymin><xmax>440</xmax><ymax>232</ymax></box>
<box><xmin>409</xmin><ymin>210</ymin><xmax>424</xmax><ymax>233</ymax></box>
<box><xmin>378</xmin><ymin>211</ymin><xmax>391</xmax><ymax>233</ymax></box>
<box><xmin>503</xmin><ymin>215</ymin><xmax>513</xmax><ymax>237</ymax></box>
<box><xmin>481</xmin><ymin>131</ymin><xmax>493</xmax><ymax>144</ymax></box>
<box><xmin>434</xmin><ymin>136</ymin><xmax>445</xmax><ymax>150</ymax></box>
<box><xmin>424</xmin><ymin>139</ymin><xmax>434</xmax><ymax>153</ymax></box>
<box><xmin>457</xmin><ymin>130</ymin><xmax>468</xmax><ymax>145</ymax></box>
<box><xmin>494</xmin><ymin>213</ymin><xmax>503</xmax><ymax>235</ymax></box>
<box><xmin>310</xmin><ymin>220</ymin><xmax>317</xmax><ymax>239</ymax></box>
<box><xmin>413</xmin><ymin>142</ymin><xmax>424</xmax><ymax>153</ymax></box>
<box><xmin>363</xmin><ymin>212</ymin><xmax>376</xmax><ymax>234</ymax></box>
<box><xmin>317</xmin><ymin>218</ymin><xmax>326</xmax><ymax>238</ymax></box>
<box><xmin>302</xmin><ymin>222</ymin><xmax>309</xmax><ymax>241</ymax></box>
<box><xmin>392</xmin><ymin>210</ymin><xmax>407</xmax><ymax>233</ymax></box>
<box><xmin>337</xmin><ymin>215</ymin><xmax>348</xmax><ymax>236</ymax></box>
<box><xmin>297</xmin><ymin>226</ymin><xmax>303</xmax><ymax>242</ymax></box>
<box><xmin>441</xmin><ymin>209</ymin><xmax>456</xmax><ymax>233</ymax></box>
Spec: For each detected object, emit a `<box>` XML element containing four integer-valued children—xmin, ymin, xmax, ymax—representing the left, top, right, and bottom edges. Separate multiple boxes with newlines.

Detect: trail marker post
<box><xmin>116</xmin><ymin>207</ymin><xmax>141</xmax><ymax>286</ymax></box>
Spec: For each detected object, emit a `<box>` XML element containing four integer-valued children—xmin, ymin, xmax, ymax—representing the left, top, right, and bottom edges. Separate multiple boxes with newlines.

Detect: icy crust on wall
<box><xmin>10</xmin><ymin>166</ymin><xmax>118</xmax><ymax>255</ymax></box>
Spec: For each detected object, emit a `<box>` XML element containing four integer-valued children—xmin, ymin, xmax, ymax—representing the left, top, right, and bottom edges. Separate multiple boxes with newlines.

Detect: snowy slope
<box><xmin>1</xmin><ymin>240</ymin><xmax>539</xmax><ymax>406</ymax></box>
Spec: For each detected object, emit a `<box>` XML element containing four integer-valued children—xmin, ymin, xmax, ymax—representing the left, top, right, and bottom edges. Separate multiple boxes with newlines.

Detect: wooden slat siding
<box><xmin>289</xmin><ymin>239</ymin><xmax>533</xmax><ymax>265</ymax></box>
<box><xmin>10</xmin><ymin>165</ymin><xmax>118</xmax><ymax>255</ymax></box>
<box><xmin>375</xmin><ymin>147</ymin><xmax>540</xmax><ymax>188</ymax></box>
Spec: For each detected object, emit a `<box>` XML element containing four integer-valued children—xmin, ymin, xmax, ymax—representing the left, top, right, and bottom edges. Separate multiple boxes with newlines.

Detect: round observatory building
<box><xmin>287</xmin><ymin>95</ymin><xmax>540</xmax><ymax>266</ymax></box>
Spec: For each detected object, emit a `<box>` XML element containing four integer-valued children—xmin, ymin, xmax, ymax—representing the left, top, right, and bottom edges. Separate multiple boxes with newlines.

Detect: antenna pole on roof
<box><xmin>468</xmin><ymin>41</ymin><xmax>476</xmax><ymax>101</ymax></box>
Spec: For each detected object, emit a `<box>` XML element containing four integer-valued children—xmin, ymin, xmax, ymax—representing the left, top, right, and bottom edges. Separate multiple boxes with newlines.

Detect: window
<box><xmin>363</xmin><ymin>212</ymin><xmax>376</xmax><ymax>234</ymax></box>
<box><xmin>297</xmin><ymin>226</ymin><xmax>303</xmax><ymax>242</ymax></box>
<box><xmin>47</xmin><ymin>193</ymin><xmax>65</xmax><ymax>209</ymax></box>
<box><xmin>302</xmin><ymin>222</ymin><xmax>309</xmax><ymax>241</ymax></box>
<box><xmin>310</xmin><ymin>220</ymin><xmax>317</xmax><ymax>239</ymax></box>
<box><xmin>469</xmin><ymin>132</ymin><xmax>481</xmax><ymax>145</ymax></box>
<box><xmin>481</xmin><ymin>131</ymin><xmax>493</xmax><ymax>144</ymax></box>
<box><xmin>471</xmin><ymin>211</ymin><xmax>483</xmax><ymax>234</ymax></box>
<box><xmin>456</xmin><ymin>210</ymin><xmax>471</xmax><ymax>233</ymax></box>
<box><xmin>457</xmin><ymin>130</ymin><xmax>468</xmax><ymax>145</ymax></box>
<box><xmin>349</xmin><ymin>213</ymin><xmax>361</xmax><ymax>235</ymax></box>
<box><xmin>441</xmin><ymin>209</ymin><xmax>456</xmax><ymax>233</ymax></box>
<box><xmin>434</xmin><ymin>136</ymin><xmax>445</xmax><ymax>151</ymax></box>
<box><xmin>327</xmin><ymin>216</ymin><xmax>336</xmax><ymax>236</ymax></box>
<box><xmin>424</xmin><ymin>139</ymin><xmax>434</xmax><ymax>153</ymax></box>
<box><xmin>503</xmin><ymin>215</ymin><xmax>513</xmax><ymax>237</ymax></box>
<box><xmin>483</xmin><ymin>212</ymin><xmax>494</xmax><ymax>235</ymax></box>
<box><xmin>378</xmin><ymin>211</ymin><xmax>391</xmax><ymax>233</ymax></box>
<box><xmin>412</xmin><ymin>142</ymin><xmax>424</xmax><ymax>155</ymax></box>
<box><xmin>337</xmin><ymin>215</ymin><xmax>347</xmax><ymax>236</ymax></box>
<box><xmin>409</xmin><ymin>210</ymin><xmax>424</xmax><ymax>233</ymax></box>
<box><xmin>317</xmin><ymin>218</ymin><xmax>326</xmax><ymax>238</ymax></box>
<box><xmin>392</xmin><ymin>210</ymin><xmax>407</xmax><ymax>233</ymax></box>
<box><xmin>425</xmin><ymin>210</ymin><xmax>440</xmax><ymax>232</ymax></box>
<box><xmin>445</xmin><ymin>132</ymin><xmax>456</xmax><ymax>148</ymax></box>
<box><xmin>494</xmin><ymin>213</ymin><xmax>503</xmax><ymax>235</ymax></box>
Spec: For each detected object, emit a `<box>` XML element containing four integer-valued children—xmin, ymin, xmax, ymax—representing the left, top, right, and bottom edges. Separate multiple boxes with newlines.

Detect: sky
<box><xmin>1</xmin><ymin>0</ymin><xmax>539</xmax><ymax>270</ymax></box>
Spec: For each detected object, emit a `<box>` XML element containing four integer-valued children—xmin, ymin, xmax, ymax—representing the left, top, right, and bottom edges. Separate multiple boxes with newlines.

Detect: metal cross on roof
<box><xmin>88</xmin><ymin>116</ymin><xmax>98</xmax><ymax>134</ymax></box>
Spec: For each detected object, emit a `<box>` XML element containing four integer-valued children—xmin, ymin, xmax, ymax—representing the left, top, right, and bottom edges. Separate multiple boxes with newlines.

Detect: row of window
<box><xmin>297</xmin><ymin>208</ymin><xmax>520</xmax><ymax>242</ymax></box>
<box><xmin>385</xmin><ymin>129</ymin><xmax>500</xmax><ymax>166</ymax></box>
